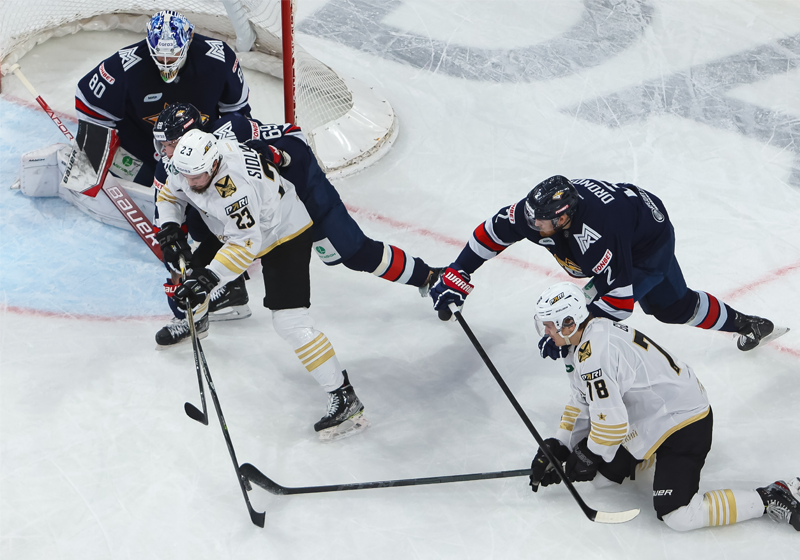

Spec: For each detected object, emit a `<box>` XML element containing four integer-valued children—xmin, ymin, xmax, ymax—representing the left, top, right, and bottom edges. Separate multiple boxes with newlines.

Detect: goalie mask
<box><xmin>146</xmin><ymin>10</ymin><xmax>194</xmax><ymax>83</ymax></box>
<box><xmin>534</xmin><ymin>282</ymin><xmax>589</xmax><ymax>343</ymax></box>
<box><xmin>171</xmin><ymin>129</ymin><xmax>220</xmax><ymax>177</ymax></box>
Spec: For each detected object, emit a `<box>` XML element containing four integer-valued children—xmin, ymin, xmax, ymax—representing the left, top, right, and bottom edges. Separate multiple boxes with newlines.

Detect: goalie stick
<box><xmin>10</xmin><ymin>63</ymin><xmax>163</xmax><ymax>262</ymax></box>
<box><xmin>240</xmin><ymin>462</ymin><xmax>530</xmax><ymax>495</ymax></box>
<box><xmin>446</xmin><ymin>303</ymin><xmax>640</xmax><ymax>524</ymax></box>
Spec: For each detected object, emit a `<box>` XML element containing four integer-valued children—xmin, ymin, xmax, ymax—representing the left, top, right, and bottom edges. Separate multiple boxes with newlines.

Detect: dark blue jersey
<box><xmin>75</xmin><ymin>34</ymin><xmax>250</xmax><ymax>168</ymax></box>
<box><xmin>455</xmin><ymin>179</ymin><xmax>672</xmax><ymax>321</ymax></box>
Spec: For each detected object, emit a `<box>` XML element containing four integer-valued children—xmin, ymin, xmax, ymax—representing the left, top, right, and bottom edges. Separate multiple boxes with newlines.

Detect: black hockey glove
<box><xmin>174</xmin><ymin>268</ymin><xmax>220</xmax><ymax>310</ymax></box>
<box><xmin>530</xmin><ymin>438</ymin><xmax>571</xmax><ymax>492</ymax></box>
<box><xmin>156</xmin><ymin>222</ymin><xmax>192</xmax><ymax>274</ymax></box>
<box><xmin>430</xmin><ymin>263</ymin><xmax>474</xmax><ymax>321</ymax></box>
<box><xmin>564</xmin><ymin>438</ymin><xmax>603</xmax><ymax>483</ymax></box>
<box><xmin>538</xmin><ymin>335</ymin><xmax>569</xmax><ymax>360</ymax></box>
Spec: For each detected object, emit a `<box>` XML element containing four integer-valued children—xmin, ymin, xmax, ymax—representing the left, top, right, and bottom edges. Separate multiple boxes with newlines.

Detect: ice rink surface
<box><xmin>2</xmin><ymin>1</ymin><xmax>800</xmax><ymax>558</ymax></box>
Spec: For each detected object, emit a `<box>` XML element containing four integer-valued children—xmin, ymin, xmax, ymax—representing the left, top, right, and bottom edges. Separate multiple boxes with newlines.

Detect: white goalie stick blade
<box><xmin>593</xmin><ymin>508</ymin><xmax>641</xmax><ymax>524</ymax></box>
<box><xmin>318</xmin><ymin>412</ymin><xmax>369</xmax><ymax>442</ymax></box>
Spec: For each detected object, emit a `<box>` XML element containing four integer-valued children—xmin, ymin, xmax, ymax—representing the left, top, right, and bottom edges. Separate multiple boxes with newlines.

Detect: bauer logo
<box><xmin>225</xmin><ymin>196</ymin><xmax>249</xmax><ymax>215</ymax></box>
<box><xmin>144</xmin><ymin>93</ymin><xmax>163</xmax><ymax>102</ymax></box>
<box><xmin>653</xmin><ymin>489</ymin><xmax>673</xmax><ymax>497</ymax></box>
<box><xmin>592</xmin><ymin>249</ymin><xmax>613</xmax><ymax>274</ymax></box>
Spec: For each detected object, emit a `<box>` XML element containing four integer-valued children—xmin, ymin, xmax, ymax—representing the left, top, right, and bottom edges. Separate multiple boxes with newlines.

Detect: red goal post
<box><xmin>0</xmin><ymin>0</ymin><xmax>398</xmax><ymax>177</ymax></box>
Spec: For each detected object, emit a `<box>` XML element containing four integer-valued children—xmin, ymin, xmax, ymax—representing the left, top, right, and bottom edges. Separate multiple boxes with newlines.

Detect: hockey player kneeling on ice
<box><xmin>528</xmin><ymin>282</ymin><xmax>800</xmax><ymax>532</ymax></box>
<box><xmin>430</xmin><ymin>175</ymin><xmax>786</xmax><ymax>352</ymax></box>
<box><xmin>159</xmin><ymin>129</ymin><xmax>367</xmax><ymax>440</ymax></box>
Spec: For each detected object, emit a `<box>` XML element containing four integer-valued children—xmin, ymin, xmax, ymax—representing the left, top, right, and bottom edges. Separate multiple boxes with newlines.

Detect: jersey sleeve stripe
<box><xmin>474</xmin><ymin>221</ymin><xmax>508</xmax><ymax>253</ymax></box>
<box><xmin>218</xmin><ymin>83</ymin><xmax>250</xmax><ymax>113</ymax></box>
<box><xmin>600</xmin><ymin>294</ymin><xmax>635</xmax><ymax>311</ymax></box>
<box><xmin>75</xmin><ymin>89</ymin><xmax>121</xmax><ymax>122</ymax></box>
<box><xmin>589</xmin><ymin>433</ymin><xmax>625</xmax><ymax>446</ymax></box>
<box><xmin>593</xmin><ymin>298</ymin><xmax>633</xmax><ymax>320</ymax></box>
<box><xmin>378</xmin><ymin>245</ymin><xmax>407</xmax><ymax>282</ymax></box>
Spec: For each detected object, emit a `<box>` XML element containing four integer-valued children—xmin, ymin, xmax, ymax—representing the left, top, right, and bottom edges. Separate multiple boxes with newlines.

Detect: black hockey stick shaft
<box><xmin>240</xmin><ymin>462</ymin><xmax>530</xmax><ymax>495</ymax></box>
<box><xmin>448</xmin><ymin>304</ymin><xmax>638</xmax><ymax>523</ymax></box>
<box><xmin>181</xmin><ymin>258</ymin><xmax>208</xmax><ymax>425</ymax></box>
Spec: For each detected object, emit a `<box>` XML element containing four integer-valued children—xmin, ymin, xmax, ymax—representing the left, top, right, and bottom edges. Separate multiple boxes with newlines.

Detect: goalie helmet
<box><xmin>524</xmin><ymin>175</ymin><xmax>579</xmax><ymax>231</ymax></box>
<box><xmin>171</xmin><ymin>129</ymin><xmax>220</xmax><ymax>176</ymax></box>
<box><xmin>153</xmin><ymin>103</ymin><xmax>203</xmax><ymax>143</ymax></box>
<box><xmin>534</xmin><ymin>282</ymin><xmax>589</xmax><ymax>339</ymax></box>
<box><xmin>146</xmin><ymin>10</ymin><xmax>194</xmax><ymax>83</ymax></box>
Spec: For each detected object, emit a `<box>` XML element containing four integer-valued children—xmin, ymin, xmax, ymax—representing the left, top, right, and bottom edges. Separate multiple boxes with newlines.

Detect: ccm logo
<box><xmin>653</xmin><ymin>489</ymin><xmax>673</xmax><ymax>497</ymax></box>
<box><xmin>592</xmin><ymin>249</ymin><xmax>613</xmax><ymax>274</ymax></box>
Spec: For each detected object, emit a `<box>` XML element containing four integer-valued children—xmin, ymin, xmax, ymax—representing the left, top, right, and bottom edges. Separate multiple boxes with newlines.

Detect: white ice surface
<box><xmin>1</xmin><ymin>1</ymin><xmax>800</xmax><ymax>559</ymax></box>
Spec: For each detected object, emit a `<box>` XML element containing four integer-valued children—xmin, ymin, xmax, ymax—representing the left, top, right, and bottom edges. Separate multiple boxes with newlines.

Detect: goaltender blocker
<box><xmin>528</xmin><ymin>282</ymin><xmax>800</xmax><ymax>532</ymax></box>
<box><xmin>156</xmin><ymin>129</ymin><xmax>366</xmax><ymax>440</ymax></box>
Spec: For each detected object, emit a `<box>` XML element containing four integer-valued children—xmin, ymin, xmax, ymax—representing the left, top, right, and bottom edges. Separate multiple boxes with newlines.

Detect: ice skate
<box><xmin>756</xmin><ymin>478</ymin><xmax>800</xmax><ymax>530</ymax></box>
<box><xmin>155</xmin><ymin>314</ymin><xmax>208</xmax><ymax>349</ymax></box>
<box><xmin>419</xmin><ymin>267</ymin><xmax>445</xmax><ymax>297</ymax></box>
<box><xmin>734</xmin><ymin>313</ymin><xmax>788</xmax><ymax>351</ymax></box>
<box><xmin>314</xmin><ymin>371</ymin><xmax>368</xmax><ymax>442</ymax></box>
<box><xmin>208</xmin><ymin>275</ymin><xmax>252</xmax><ymax>322</ymax></box>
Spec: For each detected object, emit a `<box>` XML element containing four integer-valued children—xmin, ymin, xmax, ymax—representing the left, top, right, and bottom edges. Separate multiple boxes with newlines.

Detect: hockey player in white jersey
<box><xmin>528</xmin><ymin>282</ymin><xmax>800</xmax><ymax>532</ymax></box>
<box><xmin>156</xmin><ymin>129</ymin><xmax>366</xmax><ymax>440</ymax></box>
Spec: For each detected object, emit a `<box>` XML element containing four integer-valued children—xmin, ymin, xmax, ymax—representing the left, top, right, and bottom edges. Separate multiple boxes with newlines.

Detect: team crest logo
<box><xmin>215</xmin><ymin>175</ymin><xmax>237</xmax><ymax>198</ymax></box>
<box><xmin>578</xmin><ymin>341</ymin><xmax>592</xmax><ymax>362</ymax></box>
<box><xmin>574</xmin><ymin>224</ymin><xmax>602</xmax><ymax>254</ymax></box>
<box><xmin>205</xmin><ymin>40</ymin><xmax>227</xmax><ymax>62</ymax></box>
<box><xmin>117</xmin><ymin>47</ymin><xmax>142</xmax><ymax>71</ymax></box>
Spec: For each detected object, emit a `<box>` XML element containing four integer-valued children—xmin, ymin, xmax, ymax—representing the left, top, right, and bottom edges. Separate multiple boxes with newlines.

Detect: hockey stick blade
<box><xmin>593</xmin><ymin>508</ymin><xmax>641</xmax><ymax>524</ymax></box>
<box><xmin>240</xmin><ymin>462</ymin><xmax>530</xmax><ymax>496</ymax></box>
<box><xmin>184</xmin><ymin>402</ymin><xmax>209</xmax><ymax>425</ymax></box>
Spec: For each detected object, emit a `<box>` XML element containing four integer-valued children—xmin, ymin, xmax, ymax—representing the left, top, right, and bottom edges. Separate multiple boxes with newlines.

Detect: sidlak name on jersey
<box><xmin>225</xmin><ymin>196</ymin><xmax>249</xmax><ymax>215</ymax></box>
<box><xmin>580</xmin><ymin>369</ymin><xmax>603</xmax><ymax>381</ymax></box>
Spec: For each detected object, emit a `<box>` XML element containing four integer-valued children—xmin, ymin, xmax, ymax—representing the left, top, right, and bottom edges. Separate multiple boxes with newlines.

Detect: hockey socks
<box><xmin>371</xmin><ymin>244</ymin><xmax>430</xmax><ymax>287</ymax></box>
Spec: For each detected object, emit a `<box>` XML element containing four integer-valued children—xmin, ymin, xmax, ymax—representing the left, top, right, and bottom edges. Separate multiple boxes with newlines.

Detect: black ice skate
<box><xmin>733</xmin><ymin>312</ymin><xmax>788</xmax><ymax>351</ymax></box>
<box><xmin>208</xmin><ymin>275</ymin><xmax>251</xmax><ymax>322</ymax></box>
<box><xmin>419</xmin><ymin>267</ymin><xmax>445</xmax><ymax>298</ymax></box>
<box><xmin>155</xmin><ymin>313</ymin><xmax>209</xmax><ymax>350</ymax></box>
<box><xmin>314</xmin><ymin>371</ymin><xmax>368</xmax><ymax>441</ymax></box>
<box><xmin>757</xmin><ymin>478</ymin><xmax>800</xmax><ymax>530</ymax></box>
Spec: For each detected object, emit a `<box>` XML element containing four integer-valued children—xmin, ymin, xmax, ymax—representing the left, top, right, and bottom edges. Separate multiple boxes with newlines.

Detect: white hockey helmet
<box><xmin>146</xmin><ymin>10</ymin><xmax>194</xmax><ymax>83</ymax></box>
<box><xmin>534</xmin><ymin>282</ymin><xmax>589</xmax><ymax>338</ymax></box>
<box><xmin>171</xmin><ymin>129</ymin><xmax>220</xmax><ymax>176</ymax></box>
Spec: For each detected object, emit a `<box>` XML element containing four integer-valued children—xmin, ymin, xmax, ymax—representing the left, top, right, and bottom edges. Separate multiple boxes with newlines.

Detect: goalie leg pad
<box><xmin>19</xmin><ymin>143</ymin><xmax>70</xmax><ymax>197</ymax></box>
<box><xmin>272</xmin><ymin>308</ymin><xmax>344</xmax><ymax>392</ymax></box>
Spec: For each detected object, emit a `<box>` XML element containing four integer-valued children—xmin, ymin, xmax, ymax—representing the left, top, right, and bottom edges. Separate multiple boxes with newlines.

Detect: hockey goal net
<box><xmin>0</xmin><ymin>0</ymin><xmax>398</xmax><ymax>177</ymax></box>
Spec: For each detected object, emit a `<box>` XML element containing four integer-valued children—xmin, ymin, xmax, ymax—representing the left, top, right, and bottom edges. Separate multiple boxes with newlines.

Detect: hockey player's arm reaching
<box><xmin>580</xmin><ymin>227</ymin><xmax>636</xmax><ymax>322</ymax></box>
<box><xmin>430</xmin><ymin>200</ymin><xmax>528</xmax><ymax>317</ymax></box>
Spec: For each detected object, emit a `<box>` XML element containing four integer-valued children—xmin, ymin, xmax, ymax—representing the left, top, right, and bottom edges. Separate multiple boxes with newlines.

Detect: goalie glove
<box><xmin>430</xmin><ymin>264</ymin><xmax>474</xmax><ymax>321</ymax></box>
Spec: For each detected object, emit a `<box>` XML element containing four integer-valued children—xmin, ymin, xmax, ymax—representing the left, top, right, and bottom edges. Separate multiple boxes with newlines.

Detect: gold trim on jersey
<box><xmin>295</xmin><ymin>333</ymin><xmax>336</xmax><ymax>372</ymax></box>
<box><xmin>214</xmin><ymin>243</ymin><xmax>256</xmax><ymax>275</ymax></box>
<box><xmin>256</xmin><ymin>220</ymin><xmax>313</xmax><ymax>258</ymax></box>
<box><xmin>157</xmin><ymin>186</ymin><xmax>178</xmax><ymax>204</ymax></box>
<box><xmin>643</xmin><ymin>406</ymin><xmax>710</xmax><ymax>459</ymax></box>
<box><xmin>578</xmin><ymin>341</ymin><xmax>592</xmax><ymax>362</ymax></box>
<box><xmin>559</xmin><ymin>405</ymin><xmax>581</xmax><ymax>431</ymax></box>
<box><xmin>704</xmin><ymin>489</ymin><xmax>737</xmax><ymax>526</ymax></box>
<box><xmin>589</xmin><ymin>421</ymin><xmax>627</xmax><ymax>446</ymax></box>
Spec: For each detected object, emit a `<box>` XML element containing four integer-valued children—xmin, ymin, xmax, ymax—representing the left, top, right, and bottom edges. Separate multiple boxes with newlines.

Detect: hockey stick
<box><xmin>177</xmin><ymin>278</ymin><xmax>265</xmax><ymax>527</ymax></box>
<box><xmin>181</xmin><ymin>258</ymin><xmax>209</xmax><ymax>426</ymax></box>
<box><xmin>447</xmin><ymin>303</ymin><xmax>640</xmax><ymax>524</ymax></box>
<box><xmin>240</xmin><ymin>462</ymin><xmax>530</xmax><ymax>495</ymax></box>
<box><xmin>9</xmin><ymin>63</ymin><xmax>164</xmax><ymax>262</ymax></box>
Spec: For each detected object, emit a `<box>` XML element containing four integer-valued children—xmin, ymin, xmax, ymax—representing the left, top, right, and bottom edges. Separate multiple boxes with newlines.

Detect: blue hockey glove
<box><xmin>538</xmin><ymin>335</ymin><xmax>568</xmax><ymax>360</ymax></box>
<box><xmin>530</xmin><ymin>438</ymin><xmax>571</xmax><ymax>492</ymax></box>
<box><xmin>430</xmin><ymin>264</ymin><xmax>474</xmax><ymax>321</ymax></box>
<box><xmin>174</xmin><ymin>268</ymin><xmax>219</xmax><ymax>310</ymax></box>
<box><xmin>564</xmin><ymin>438</ymin><xmax>603</xmax><ymax>483</ymax></box>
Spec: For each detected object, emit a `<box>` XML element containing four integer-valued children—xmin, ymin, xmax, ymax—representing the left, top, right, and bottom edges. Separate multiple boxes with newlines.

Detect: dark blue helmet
<box><xmin>524</xmin><ymin>175</ymin><xmax>579</xmax><ymax>229</ymax></box>
<box><xmin>153</xmin><ymin>103</ymin><xmax>204</xmax><ymax>143</ymax></box>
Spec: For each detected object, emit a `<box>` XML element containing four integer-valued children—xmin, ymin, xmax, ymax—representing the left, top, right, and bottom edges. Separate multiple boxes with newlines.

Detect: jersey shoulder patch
<box><xmin>214</xmin><ymin>175</ymin><xmax>237</xmax><ymax>198</ymax></box>
<box><xmin>117</xmin><ymin>46</ymin><xmax>143</xmax><ymax>71</ymax></box>
<box><xmin>204</xmin><ymin>40</ymin><xmax>227</xmax><ymax>62</ymax></box>
<box><xmin>578</xmin><ymin>341</ymin><xmax>592</xmax><ymax>362</ymax></box>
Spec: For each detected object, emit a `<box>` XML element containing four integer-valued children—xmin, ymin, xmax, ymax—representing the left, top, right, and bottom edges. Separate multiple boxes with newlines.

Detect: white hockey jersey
<box><xmin>555</xmin><ymin>318</ymin><xmax>710</xmax><ymax>462</ymax></box>
<box><xmin>156</xmin><ymin>141</ymin><xmax>312</xmax><ymax>285</ymax></box>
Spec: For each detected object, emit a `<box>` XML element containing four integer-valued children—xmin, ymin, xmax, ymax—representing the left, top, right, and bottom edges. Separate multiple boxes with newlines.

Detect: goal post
<box><xmin>0</xmin><ymin>0</ymin><xmax>398</xmax><ymax>177</ymax></box>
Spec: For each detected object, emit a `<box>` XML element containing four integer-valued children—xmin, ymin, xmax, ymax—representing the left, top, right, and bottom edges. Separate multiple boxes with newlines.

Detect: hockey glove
<box><xmin>156</xmin><ymin>222</ymin><xmax>192</xmax><ymax>274</ymax></box>
<box><xmin>530</xmin><ymin>438</ymin><xmax>571</xmax><ymax>492</ymax></box>
<box><xmin>430</xmin><ymin>264</ymin><xmax>474</xmax><ymax>321</ymax></box>
<box><xmin>538</xmin><ymin>335</ymin><xmax>569</xmax><ymax>360</ymax></box>
<box><xmin>174</xmin><ymin>268</ymin><xmax>219</xmax><ymax>310</ymax></box>
<box><xmin>564</xmin><ymin>438</ymin><xmax>603</xmax><ymax>483</ymax></box>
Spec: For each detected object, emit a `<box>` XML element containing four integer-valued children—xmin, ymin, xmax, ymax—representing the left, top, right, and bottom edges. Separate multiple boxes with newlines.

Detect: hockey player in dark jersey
<box><xmin>75</xmin><ymin>10</ymin><xmax>251</xmax><ymax>186</ymax></box>
<box><xmin>430</xmin><ymin>175</ymin><xmax>785</xmax><ymax>353</ymax></box>
<box><xmin>151</xmin><ymin>102</ymin><xmax>441</xmax><ymax>347</ymax></box>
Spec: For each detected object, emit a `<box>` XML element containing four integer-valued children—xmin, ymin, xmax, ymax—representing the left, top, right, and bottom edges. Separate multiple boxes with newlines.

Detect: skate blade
<box><xmin>760</xmin><ymin>326</ymin><xmax>790</xmax><ymax>347</ymax></box>
<box><xmin>209</xmin><ymin>304</ymin><xmax>252</xmax><ymax>322</ymax></box>
<box><xmin>317</xmin><ymin>412</ymin><xmax>369</xmax><ymax>442</ymax></box>
<box><xmin>154</xmin><ymin>328</ymin><xmax>208</xmax><ymax>351</ymax></box>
